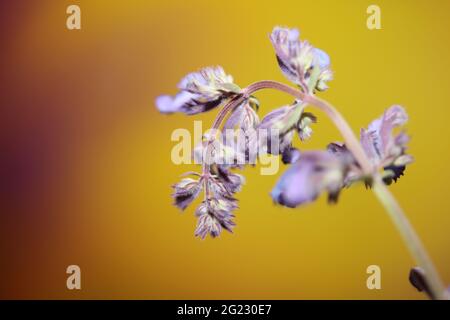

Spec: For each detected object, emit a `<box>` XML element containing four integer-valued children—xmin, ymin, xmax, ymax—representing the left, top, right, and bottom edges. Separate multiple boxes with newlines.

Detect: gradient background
<box><xmin>1</xmin><ymin>0</ymin><xmax>449</xmax><ymax>299</ymax></box>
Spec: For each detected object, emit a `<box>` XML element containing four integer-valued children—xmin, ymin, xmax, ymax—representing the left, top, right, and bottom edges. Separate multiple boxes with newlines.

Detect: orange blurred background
<box><xmin>1</xmin><ymin>0</ymin><xmax>450</xmax><ymax>299</ymax></box>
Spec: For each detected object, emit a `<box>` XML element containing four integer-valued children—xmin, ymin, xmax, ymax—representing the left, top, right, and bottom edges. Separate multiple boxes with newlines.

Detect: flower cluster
<box><xmin>156</xmin><ymin>66</ymin><xmax>241</xmax><ymax>115</ymax></box>
<box><xmin>156</xmin><ymin>26</ymin><xmax>413</xmax><ymax>238</ymax></box>
<box><xmin>171</xmin><ymin>166</ymin><xmax>244</xmax><ymax>239</ymax></box>
<box><xmin>156</xmin><ymin>64</ymin><xmax>264</xmax><ymax>238</ymax></box>
<box><xmin>329</xmin><ymin>105</ymin><xmax>413</xmax><ymax>185</ymax></box>
<box><xmin>272</xmin><ymin>105</ymin><xmax>412</xmax><ymax>207</ymax></box>
<box><xmin>270</xmin><ymin>27</ymin><xmax>333</xmax><ymax>93</ymax></box>
<box><xmin>259</xmin><ymin>26</ymin><xmax>333</xmax><ymax>163</ymax></box>
<box><xmin>259</xmin><ymin>101</ymin><xmax>317</xmax><ymax>163</ymax></box>
<box><xmin>271</xmin><ymin>151</ymin><xmax>349</xmax><ymax>207</ymax></box>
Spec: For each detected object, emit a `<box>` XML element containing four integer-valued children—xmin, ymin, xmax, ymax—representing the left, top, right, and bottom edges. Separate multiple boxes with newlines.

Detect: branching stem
<box><xmin>201</xmin><ymin>79</ymin><xmax>447</xmax><ymax>299</ymax></box>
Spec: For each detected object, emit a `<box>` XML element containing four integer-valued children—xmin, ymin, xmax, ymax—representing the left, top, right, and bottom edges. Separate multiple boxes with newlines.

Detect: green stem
<box><xmin>372</xmin><ymin>177</ymin><xmax>448</xmax><ymax>299</ymax></box>
<box><xmin>203</xmin><ymin>81</ymin><xmax>446</xmax><ymax>298</ymax></box>
<box><xmin>240</xmin><ymin>80</ymin><xmax>447</xmax><ymax>299</ymax></box>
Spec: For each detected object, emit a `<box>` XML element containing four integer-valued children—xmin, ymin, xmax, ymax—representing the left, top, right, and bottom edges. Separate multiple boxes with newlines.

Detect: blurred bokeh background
<box><xmin>1</xmin><ymin>0</ymin><xmax>449</xmax><ymax>299</ymax></box>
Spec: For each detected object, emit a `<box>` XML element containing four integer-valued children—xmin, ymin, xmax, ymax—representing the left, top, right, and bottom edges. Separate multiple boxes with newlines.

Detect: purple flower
<box><xmin>193</xmin><ymin>137</ymin><xmax>246</xmax><ymax>167</ymax></box>
<box><xmin>223</xmin><ymin>97</ymin><xmax>260</xmax><ymax>162</ymax></box>
<box><xmin>205</xmin><ymin>165</ymin><xmax>244</xmax><ymax>200</ymax></box>
<box><xmin>328</xmin><ymin>105</ymin><xmax>413</xmax><ymax>185</ymax></box>
<box><xmin>195</xmin><ymin>213</ymin><xmax>222</xmax><ymax>239</ymax></box>
<box><xmin>271</xmin><ymin>151</ymin><xmax>348</xmax><ymax>207</ymax></box>
<box><xmin>159</xmin><ymin>26</ymin><xmax>416</xmax><ymax>243</ymax></box>
<box><xmin>172</xmin><ymin>164</ymin><xmax>244</xmax><ymax>238</ymax></box>
<box><xmin>156</xmin><ymin>66</ymin><xmax>240</xmax><ymax>115</ymax></box>
<box><xmin>270</xmin><ymin>26</ymin><xmax>333</xmax><ymax>92</ymax></box>
<box><xmin>172</xmin><ymin>176</ymin><xmax>202</xmax><ymax>210</ymax></box>
<box><xmin>360</xmin><ymin>105</ymin><xmax>413</xmax><ymax>184</ymax></box>
<box><xmin>215</xmin><ymin>165</ymin><xmax>245</xmax><ymax>195</ymax></box>
<box><xmin>194</xmin><ymin>198</ymin><xmax>237</xmax><ymax>239</ymax></box>
<box><xmin>360</xmin><ymin>105</ymin><xmax>411</xmax><ymax>164</ymax></box>
<box><xmin>224</xmin><ymin>97</ymin><xmax>260</xmax><ymax>131</ymax></box>
<box><xmin>258</xmin><ymin>101</ymin><xmax>316</xmax><ymax>161</ymax></box>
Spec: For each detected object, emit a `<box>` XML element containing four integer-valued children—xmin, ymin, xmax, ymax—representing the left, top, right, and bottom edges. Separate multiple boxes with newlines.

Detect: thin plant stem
<box><xmin>372</xmin><ymin>177</ymin><xmax>448</xmax><ymax>299</ymax></box>
<box><xmin>244</xmin><ymin>80</ymin><xmax>373</xmax><ymax>174</ymax></box>
<box><xmin>203</xmin><ymin>79</ymin><xmax>447</xmax><ymax>299</ymax></box>
<box><xmin>201</xmin><ymin>96</ymin><xmax>247</xmax><ymax>199</ymax></box>
<box><xmin>202</xmin><ymin>95</ymin><xmax>246</xmax><ymax>176</ymax></box>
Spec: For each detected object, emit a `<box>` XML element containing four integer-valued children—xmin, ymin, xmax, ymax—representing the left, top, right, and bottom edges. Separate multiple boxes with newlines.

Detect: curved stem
<box><xmin>212</xmin><ymin>95</ymin><xmax>247</xmax><ymax>131</ymax></box>
<box><xmin>244</xmin><ymin>80</ymin><xmax>373</xmax><ymax>174</ymax></box>
<box><xmin>201</xmin><ymin>95</ymin><xmax>246</xmax><ymax>177</ymax></box>
<box><xmin>372</xmin><ymin>177</ymin><xmax>448</xmax><ymax>300</ymax></box>
<box><xmin>229</xmin><ymin>79</ymin><xmax>446</xmax><ymax>299</ymax></box>
<box><xmin>305</xmin><ymin>95</ymin><xmax>373</xmax><ymax>174</ymax></box>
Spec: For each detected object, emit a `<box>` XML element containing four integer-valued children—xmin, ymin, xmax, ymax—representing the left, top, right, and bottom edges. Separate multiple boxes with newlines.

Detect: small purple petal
<box><xmin>287</xmin><ymin>28</ymin><xmax>300</xmax><ymax>41</ymax></box>
<box><xmin>361</xmin><ymin>105</ymin><xmax>410</xmax><ymax>165</ymax></box>
<box><xmin>172</xmin><ymin>177</ymin><xmax>202</xmax><ymax>210</ymax></box>
<box><xmin>271</xmin><ymin>151</ymin><xmax>346</xmax><ymax>207</ymax></box>
<box><xmin>313</xmin><ymin>48</ymin><xmax>330</xmax><ymax>68</ymax></box>
<box><xmin>155</xmin><ymin>95</ymin><xmax>177</xmax><ymax>113</ymax></box>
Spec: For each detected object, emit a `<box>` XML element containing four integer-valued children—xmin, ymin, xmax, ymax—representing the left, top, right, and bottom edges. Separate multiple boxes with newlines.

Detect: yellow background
<box><xmin>1</xmin><ymin>0</ymin><xmax>450</xmax><ymax>299</ymax></box>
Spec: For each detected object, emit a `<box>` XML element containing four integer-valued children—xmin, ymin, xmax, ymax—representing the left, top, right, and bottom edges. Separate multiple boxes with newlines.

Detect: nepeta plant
<box><xmin>156</xmin><ymin>27</ymin><xmax>448</xmax><ymax>299</ymax></box>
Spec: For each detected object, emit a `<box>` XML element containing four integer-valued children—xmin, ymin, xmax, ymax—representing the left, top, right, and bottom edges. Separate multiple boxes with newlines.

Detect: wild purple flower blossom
<box><xmin>327</xmin><ymin>105</ymin><xmax>413</xmax><ymax>186</ymax></box>
<box><xmin>158</xmin><ymin>27</ymin><xmax>411</xmax><ymax>239</ymax></box>
<box><xmin>259</xmin><ymin>101</ymin><xmax>317</xmax><ymax>163</ymax></box>
<box><xmin>172</xmin><ymin>175</ymin><xmax>202</xmax><ymax>210</ymax></box>
<box><xmin>171</xmin><ymin>164</ymin><xmax>243</xmax><ymax>238</ymax></box>
<box><xmin>272</xmin><ymin>104</ymin><xmax>413</xmax><ymax>208</ymax></box>
<box><xmin>271</xmin><ymin>151</ymin><xmax>349</xmax><ymax>207</ymax></box>
<box><xmin>270</xmin><ymin>26</ymin><xmax>333</xmax><ymax>92</ymax></box>
<box><xmin>156</xmin><ymin>25</ymin><xmax>450</xmax><ymax>301</ymax></box>
<box><xmin>194</xmin><ymin>198</ymin><xmax>237</xmax><ymax>239</ymax></box>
